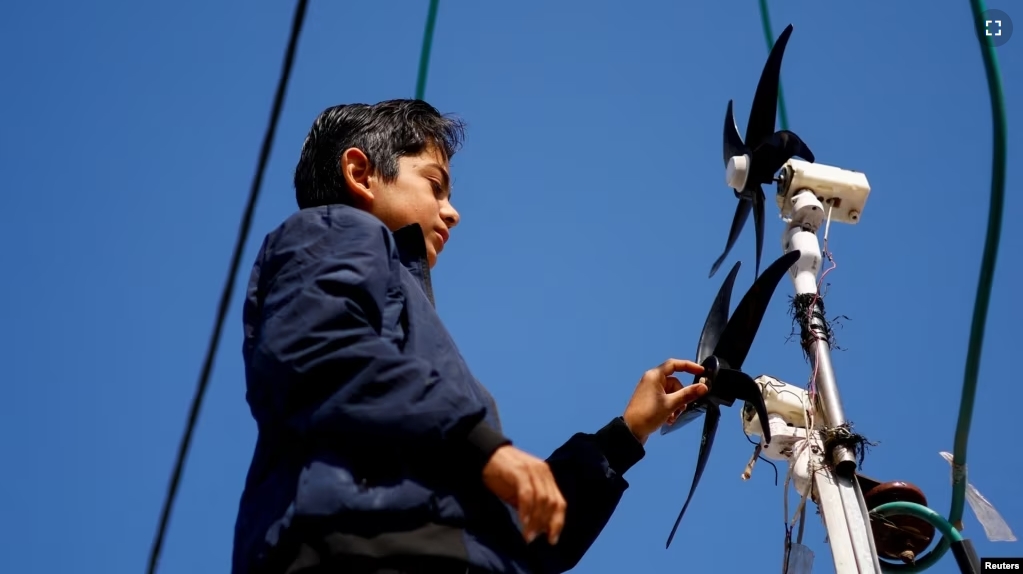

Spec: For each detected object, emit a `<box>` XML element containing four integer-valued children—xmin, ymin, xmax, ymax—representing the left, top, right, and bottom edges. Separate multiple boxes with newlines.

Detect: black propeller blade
<box><xmin>709</xmin><ymin>23</ymin><xmax>815</xmax><ymax>281</ymax></box>
<box><xmin>664</xmin><ymin>249</ymin><xmax>801</xmax><ymax>549</ymax></box>
<box><xmin>660</xmin><ymin>261</ymin><xmax>740</xmax><ymax>437</ymax></box>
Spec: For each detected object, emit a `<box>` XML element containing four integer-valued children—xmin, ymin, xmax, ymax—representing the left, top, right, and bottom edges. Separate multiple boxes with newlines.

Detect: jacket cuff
<box><xmin>595</xmin><ymin>417</ymin><xmax>646</xmax><ymax>475</ymax></box>
<box><xmin>466</xmin><ymin>420</ymin><xmax>512</xmax><ymax>470</ymax></box>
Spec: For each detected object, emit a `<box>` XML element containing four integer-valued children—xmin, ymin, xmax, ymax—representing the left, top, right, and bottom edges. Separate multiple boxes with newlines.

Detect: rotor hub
<box><xmin>700</xmin><ymin>355</ymin><xmax>721</xmax><ymax>382</ymax></box>
<box><xmin>725</xmin><ymin>154</ymin><xmax>750</xmax><ymax>191</ymax></box>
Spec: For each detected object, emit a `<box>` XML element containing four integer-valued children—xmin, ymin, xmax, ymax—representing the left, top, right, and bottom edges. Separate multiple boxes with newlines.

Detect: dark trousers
<box><xmin>283</xmin><ymin>545</ymin><xmax>483</xmax><ymax>574</ymax></box>
<box><xmin>287</xmin><ymin>562</ymin><xmax>473</xmax><ymax>573</ymax></box>
<box><xmin>287</xmin><ymin>561</ymin><xmax>479</xmax><ymax>574</ymax></box>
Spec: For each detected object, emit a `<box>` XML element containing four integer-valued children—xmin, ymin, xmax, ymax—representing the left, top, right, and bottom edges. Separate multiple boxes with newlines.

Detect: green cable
<box><xmin>882</xmin><ymin>4</ymin><xmax>1008</xmax><ymax>570</ymax></box>
<box><xmin>415</xmin><ymin>0</ymin><xmax>441</xmax><ymax>100</ymax></box>
<box><xmin>873</xmin><ymin>502</ymin><xmax>965</xmax><ymax>544</ymax></box>
<box><xmin>873</xmin><ymin>503</ymin><xmax>962</xmax><ymax>574</ymax></box>
<box><xmin>950</xmin><ymin>0</ymin><xmax>1007</xmax><ymax>528</ymax></box>
<box><xmin>756</xmin><ymin>0</ymin><xmax>1008</xmax><ymax>571</ymax></box>
<box><xmin>756</xmin><ymin>0</ymin><xmax>789</xmax><ymax>131</ymax></box>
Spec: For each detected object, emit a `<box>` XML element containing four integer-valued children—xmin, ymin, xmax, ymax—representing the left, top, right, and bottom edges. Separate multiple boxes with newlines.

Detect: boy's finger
<box><xmin>534</xmin><ymin>466</ymin><xmax>565</xmax><ymax>545</ymax></box>
<box><xmin>666</xmin><ymin>382</ymin><xmax>709</xmax><ymax>410</ymax></box>
<box><xmin>547</xmin><ymin>492</ymin><xmax>566</xmax><ymax>545</ymax></box>
<box><xmin>659</xmin><ymin>358</ymin><xmax>704</xmax><ymax>377</ymax></box>
<box><xmin>534</xmin><ymin>472</ymin><xmax>559</xmax><ymax>543</ymax></box>
<box><xmin>517</xmin><ymin>477</ymin><xmax>536</xmax><ymax>541</ymax></box>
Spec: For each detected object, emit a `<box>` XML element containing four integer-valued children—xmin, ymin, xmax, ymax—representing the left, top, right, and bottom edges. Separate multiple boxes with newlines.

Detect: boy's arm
<box><xmin>526</xmin><ymin>416</ymin><xmax>645</xmax><ymax>574</ymax></box>
<box><xmin>248</xmin><ymin>208</ymin><xmax>508</xmax><ymax>468</ymax></box>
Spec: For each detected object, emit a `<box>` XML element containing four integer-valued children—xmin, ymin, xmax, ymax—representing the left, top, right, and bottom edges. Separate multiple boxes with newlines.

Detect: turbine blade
<box><xmin>760</xmin><ymin>130</ymin><xmax>815</xmax><ymax>164</ymax></box>
<box><xmin>751</xmin><ymin>130</ymin><xmax>816</xmax><ymax>184</ymax></box>
<box><xmin>723</xmin><ymin>100</ymin><xmax>748</xmax><ymax>166</ymax></box>
<box><xmin>712</xmin><ymin>249</ymin><xmax>801</xmax><ymax>370</ymax></box>
<box><xmin>659</xmin><ymin>403</ymin><xmax>706</xmax><ymax>436</ymax></box>
<box><xmin>709</xmin><ymin>199</ymin><xmax>752</xmax><ymax>278</ymax></box>
<box><xmin>716</xmin><ymin>368</ymin><xmax>772</xmax><ymax>445</ymax></box>
<box><xmin>752</xmin><ymin>186</ymin><xmax>765</xmax><ymax>279</ymax></box>
<box><xmin>661</xmin><ymin>261</ymin><xmax>739</xmax><ymax>437</ymax></box>
<box><xmin>665</xmin><ymin>405</ymin><xmax>721</xmax><ymax>548</ymax></box>
<box><xmin>697</xmin><ymin>261</ymin><xmax>740</xmax><ymax>365</ymax></box>
<box><xmin>745</xmin><ymin>24</ymin><xmax>794</xmax><ymax>150</ymax></box>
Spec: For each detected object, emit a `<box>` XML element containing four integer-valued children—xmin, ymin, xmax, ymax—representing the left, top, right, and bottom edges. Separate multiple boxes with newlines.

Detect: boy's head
<box><xmin>294</xmin><ymin>99</ymin><xmax>466</xmax><ymax>268</ymax></box>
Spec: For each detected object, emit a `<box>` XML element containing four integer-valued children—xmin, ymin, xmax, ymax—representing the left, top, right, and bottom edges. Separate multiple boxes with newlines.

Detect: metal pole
<box><xmin>805</xmin><ymin>307</ymin><xmax>858</xmax><ymax>476</ymax></box>
<box><xmin>782</xmin><ymin>189</ymin><xmax>882</xmax><ymax>574</ymax></box>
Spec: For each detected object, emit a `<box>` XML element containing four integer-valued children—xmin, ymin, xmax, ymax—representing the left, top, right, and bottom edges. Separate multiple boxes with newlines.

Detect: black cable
<box><xmin>743</xmin><ymin>429</ymin><xmax>779</xmax><ymax>486</ymax></box>
<box><xmin>145</xmin><ymin>1</ymin><xmax>310</xmax><ymax>572</ymax></box>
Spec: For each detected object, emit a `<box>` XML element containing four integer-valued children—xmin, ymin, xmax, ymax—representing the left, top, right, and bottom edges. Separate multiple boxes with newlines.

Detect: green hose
<box><xmin>415</xmin><ymin>0</ymin><xmax>440</xmax><ymax>100</ymax></box>
<box><xmin>950</xmin><ymin>0</ymin><xmax>1007</xmax><ymax>528</ymax></box>
<box><xmin>887</xmin><ymin>3</ymin><xmax>1007</xmax><ymax>570</ymax></box>
<box><xmin>756</xmin><ymin>0</ymin><xmax>789</xmax><ymax>131</ymax></box>
<box><xmin>873</xmin><ymin>502</ymin><xmax>965</xmax><ymax>544</ymax></box>
<box><xmin>872</xmin><ymin>503</ymin><xmax>962</xmax><ymax>574</ymax></box>
<box><xmin>756</xmin><ymin>0</ymin><xmax>1008</xmax><ymax>571</ymax></box>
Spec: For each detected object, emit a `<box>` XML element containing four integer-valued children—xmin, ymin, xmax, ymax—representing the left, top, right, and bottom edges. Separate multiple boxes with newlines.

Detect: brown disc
<box><xmin>864</xmin><ymin>481</ymin><xmax>936</xmax><ymax>563</ymax></box>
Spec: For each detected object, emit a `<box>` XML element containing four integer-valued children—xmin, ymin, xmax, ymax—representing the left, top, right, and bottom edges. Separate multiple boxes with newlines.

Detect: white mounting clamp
<box><xmin>782</xmin><ymin>192</ymin><xmax>825</xmax><ymax>295</ymax></box>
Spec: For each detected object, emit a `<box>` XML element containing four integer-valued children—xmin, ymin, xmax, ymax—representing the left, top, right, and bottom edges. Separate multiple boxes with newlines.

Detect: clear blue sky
<box><xmin>1</xmin><ymin>1</ymin><xmax>1020</xmax><ymax>572</ymax></box>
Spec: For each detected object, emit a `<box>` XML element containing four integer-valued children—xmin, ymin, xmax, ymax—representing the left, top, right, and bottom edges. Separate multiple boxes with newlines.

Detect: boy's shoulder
<box><xmin>276</xmin><ymin>204</ymin><xmax>388</xmax><ymax>236</ymax></box>
<box><xmin>264</xmin><ymin>204</ymin><xmax>396</xmax><ymax>256</ymax></box>
<box><xmin>251</xmin><ymin>205</ymin><xmax>400</xmax><ymax>294</ymax></box>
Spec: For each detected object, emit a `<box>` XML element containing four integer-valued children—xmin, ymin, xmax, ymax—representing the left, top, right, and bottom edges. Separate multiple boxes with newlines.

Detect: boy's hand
<box><xmin>482</xmin><ymin>445</ymin><xmax>566</xmax><ymax>545</ymax></box>
<box><xmin>622</xmin><ymin>358</ymin><xmax>709</xmax><ymax>445</ymax></box>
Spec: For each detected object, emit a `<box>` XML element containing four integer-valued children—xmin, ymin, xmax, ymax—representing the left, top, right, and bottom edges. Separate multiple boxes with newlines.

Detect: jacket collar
<box><xmin>391</xmin><ymin>223</ymin><xmax>435</xmax><ymax>307</ymax></box>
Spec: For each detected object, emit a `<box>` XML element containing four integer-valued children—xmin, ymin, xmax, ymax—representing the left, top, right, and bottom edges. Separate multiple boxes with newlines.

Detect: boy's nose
<box><xmin>441</xmin><ymin>201</ymin><xmax>460</xmax><ymax>229</ymax></box>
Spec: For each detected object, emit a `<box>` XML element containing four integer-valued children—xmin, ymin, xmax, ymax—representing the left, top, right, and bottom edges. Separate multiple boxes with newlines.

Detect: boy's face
<box><xmin>342</xmin><ymin>145</ymin><xmax>460</xmax><ymax>268</ymax></box>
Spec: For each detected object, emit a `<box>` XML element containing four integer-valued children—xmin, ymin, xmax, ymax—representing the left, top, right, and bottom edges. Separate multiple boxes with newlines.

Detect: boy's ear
<box><xmin>340</xmin><ymin>147</ymin><xmax>374</xmax><ymax>206</ymax></box>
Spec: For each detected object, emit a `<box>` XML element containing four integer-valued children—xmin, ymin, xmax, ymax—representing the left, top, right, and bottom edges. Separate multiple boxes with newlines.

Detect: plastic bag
<box><xmin>940</xmin><ymin>451</ymin><xmax>1016</xmax><ymax>542</ymax></box>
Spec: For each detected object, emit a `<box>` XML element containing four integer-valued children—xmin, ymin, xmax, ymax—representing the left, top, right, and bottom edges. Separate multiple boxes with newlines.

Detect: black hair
<box><xmin>293</xmin><ymin>99</ymin><xmax>466</xmax><ymax>209</ymax></box>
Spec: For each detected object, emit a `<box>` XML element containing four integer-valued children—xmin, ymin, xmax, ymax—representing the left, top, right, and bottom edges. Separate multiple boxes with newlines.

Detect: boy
<box><xmin>232</xmin><ymin>99</ymin><xmax>709</xmax><ymax>574</ymax></box>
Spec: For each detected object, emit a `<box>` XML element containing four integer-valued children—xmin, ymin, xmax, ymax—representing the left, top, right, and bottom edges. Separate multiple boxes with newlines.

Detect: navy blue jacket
<box><xmin>232</xmin><ymin>205</ymin><xmax>646</xmax><ymax>573</ymax></box>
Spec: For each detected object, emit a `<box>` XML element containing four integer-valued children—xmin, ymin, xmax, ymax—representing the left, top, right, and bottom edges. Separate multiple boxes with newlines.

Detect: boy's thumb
<box><xmin>667</xmin><ymin>382</ymin><xmax>709</xmax><ymax>411</ymax></box>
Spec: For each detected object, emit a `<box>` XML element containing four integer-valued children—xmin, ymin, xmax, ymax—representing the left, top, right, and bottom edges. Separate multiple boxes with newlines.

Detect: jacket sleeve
<box><xmin>526</xmin><ymin>416</ymin><xmax>646</xmax><ymax>574</ymax></box>
<box><xmin>247</xmin><ymin>208</ymin><xmax>509</xmax><ymax>469</ymax></box>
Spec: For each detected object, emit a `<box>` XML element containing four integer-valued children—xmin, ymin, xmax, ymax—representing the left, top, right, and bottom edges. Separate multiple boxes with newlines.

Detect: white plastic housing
<box><xmin>756</xmin><ymin>414</ymin><xmax>809</xmax><ymax>462</ymax></box>
<box><xmin>725</xmin><ymin>154</ymin><xmax>750</xmax><ymax>190</ymax></box>
<box><xmin>743</xmin><ymin>375</ymin><xmax>815</xmax><ymax>461</ymax></box>
<box><xmin>776</xmin><ymin>159</ymin><xmax>870</xmax><ymax>224</ymax></box>
<box><xmin>744</xmin><ymin>375</ymin><xmax>811</xmax><ymax>432</ymax></box>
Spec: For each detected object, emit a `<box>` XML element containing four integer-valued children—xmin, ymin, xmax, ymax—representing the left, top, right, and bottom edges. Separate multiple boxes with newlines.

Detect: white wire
<box><xmin>823</xmin><ymin>201</ymin><xmax>834</xmax><ymax>255</ymax></box>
